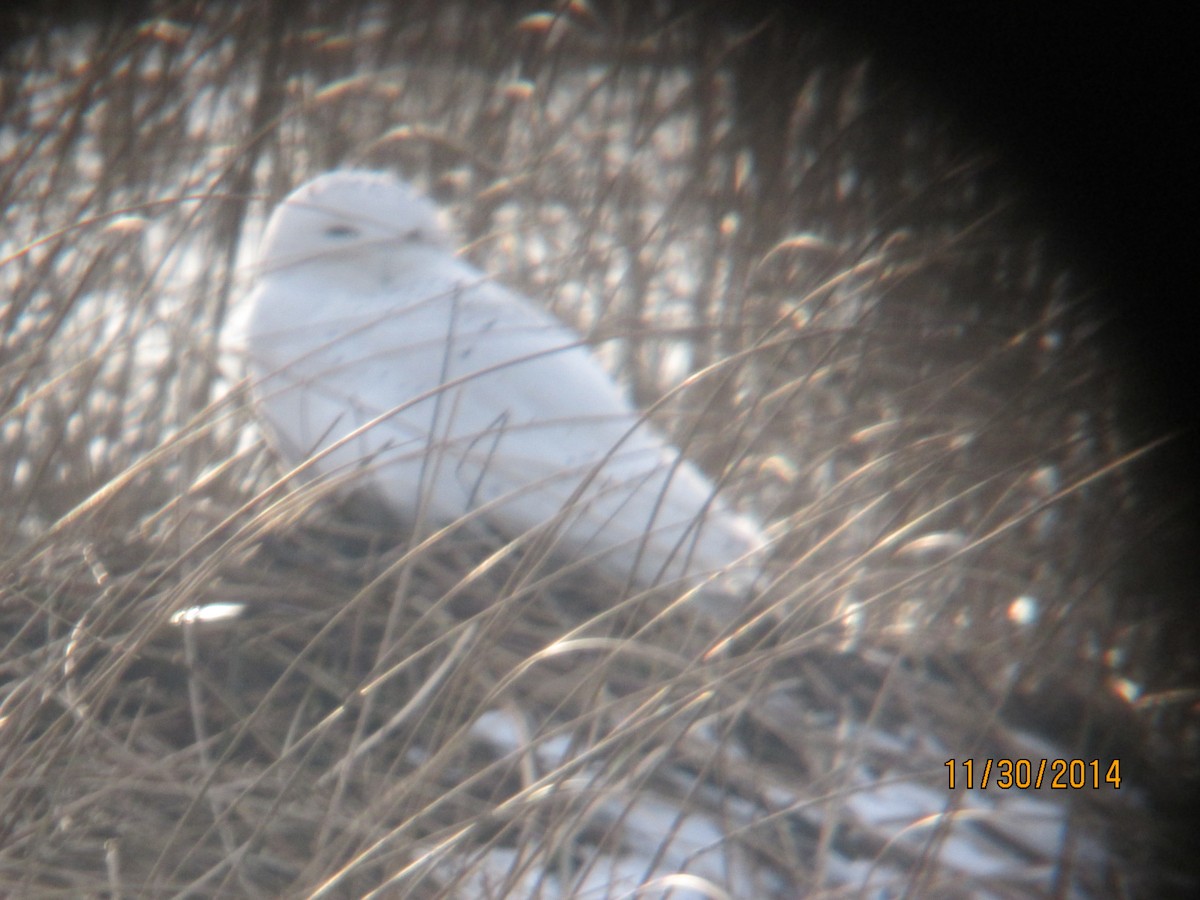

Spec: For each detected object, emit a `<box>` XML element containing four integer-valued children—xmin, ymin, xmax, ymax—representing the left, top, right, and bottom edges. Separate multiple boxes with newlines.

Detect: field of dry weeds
<box><xmin>2</xmin><ymin>3</ymin><xmax>1195</xmax><ymax>897</ymax></box>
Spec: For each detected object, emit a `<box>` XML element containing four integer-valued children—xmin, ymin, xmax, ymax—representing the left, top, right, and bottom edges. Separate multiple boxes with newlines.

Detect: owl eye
<box><xmin>325</xmin><ymin>224</ymin><xmax>359</xmax><ymax>238</ymax></box>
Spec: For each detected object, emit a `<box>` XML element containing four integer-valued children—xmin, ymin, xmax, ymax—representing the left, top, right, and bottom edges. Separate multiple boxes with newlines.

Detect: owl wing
<box><xmin>424</xmin><ymin>269</ymin><xmax>765</xmax><ymax>581</ymax></box>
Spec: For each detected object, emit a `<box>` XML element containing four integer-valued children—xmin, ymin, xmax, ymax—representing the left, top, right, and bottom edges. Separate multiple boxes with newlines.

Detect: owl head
<box><xmin>256</xmin><ymin>171</ymin><xmax>454</xmax><ymax>275</ymax></box>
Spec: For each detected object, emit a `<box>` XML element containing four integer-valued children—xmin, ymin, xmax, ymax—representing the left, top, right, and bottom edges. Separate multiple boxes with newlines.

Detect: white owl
<box><xmin>245</xmin><ymin>171</ymin><xmax>766</xmax><ymax>593</ymax></box>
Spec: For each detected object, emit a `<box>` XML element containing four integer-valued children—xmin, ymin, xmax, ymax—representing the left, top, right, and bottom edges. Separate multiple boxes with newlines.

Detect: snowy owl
<box><xmin>245</xmin><ymin>171</ymin><xmax>766</xmax><ymax>592</ymax></box>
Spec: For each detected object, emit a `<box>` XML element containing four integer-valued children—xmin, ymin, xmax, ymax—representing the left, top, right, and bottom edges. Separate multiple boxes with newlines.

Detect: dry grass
<box><xmin>2</xmin><ymin>2</ymin><xmax>1194</xmax><ymax>897</ymax></box>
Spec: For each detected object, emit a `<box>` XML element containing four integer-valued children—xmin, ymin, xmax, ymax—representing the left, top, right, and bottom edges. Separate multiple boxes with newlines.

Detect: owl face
<box><xmin>257</xmin><ymin>171</ymin><xmax>453</xmax><ymax>276</ymax></box>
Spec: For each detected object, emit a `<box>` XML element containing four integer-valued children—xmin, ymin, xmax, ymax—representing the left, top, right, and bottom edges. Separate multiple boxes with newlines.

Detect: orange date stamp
<box><xmin>945</xmin><ymin>758</ymin><xmax>1121</xmax><ymax>790</ymax></box>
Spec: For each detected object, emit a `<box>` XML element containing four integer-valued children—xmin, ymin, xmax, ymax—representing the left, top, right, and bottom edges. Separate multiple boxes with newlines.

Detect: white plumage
<box><xmin>246</xmin><ymin>171</ymin><xmax>765</xmax><ymax>590</ymax></box>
